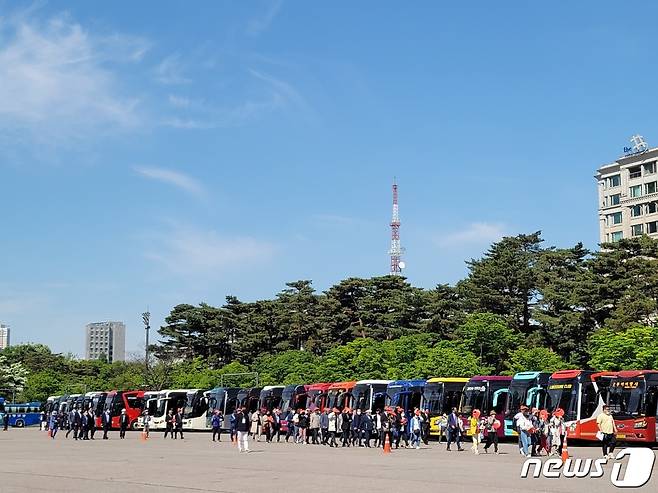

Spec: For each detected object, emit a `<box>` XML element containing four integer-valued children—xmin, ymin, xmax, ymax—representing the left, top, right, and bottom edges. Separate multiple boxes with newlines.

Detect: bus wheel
<box><xmin>130</xmin><ymin>420</ymin><xmax>139</xmax><ymax>431</ymax></box>
<box><xmin>15</xmin><ymin>420</ymin><xmax>24</xmax><ymax>428</ymax></box>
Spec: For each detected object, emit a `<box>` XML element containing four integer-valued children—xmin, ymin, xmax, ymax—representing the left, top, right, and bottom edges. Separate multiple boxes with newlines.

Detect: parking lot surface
<box><xmin>0</xmin><ymin>428</ymin><xmax>656</xmax><ymax>492</ymax></box>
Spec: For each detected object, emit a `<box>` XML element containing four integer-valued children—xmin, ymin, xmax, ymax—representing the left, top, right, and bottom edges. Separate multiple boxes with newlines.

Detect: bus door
<box><xmin>372</xmin><ymin>391</ymin><xmax>387</xmax><ymax>412</ymax></box>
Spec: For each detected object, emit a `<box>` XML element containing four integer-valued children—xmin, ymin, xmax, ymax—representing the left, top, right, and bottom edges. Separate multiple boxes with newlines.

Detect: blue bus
<box><xmin>1</xmin><ymin>400</ymin><xmax>42</xmax><ymax>427</ymax></box>
<box><xmin>386</xmin><ymin>379</ymin><xmax>426</xmax><ymax>418</ymax></box>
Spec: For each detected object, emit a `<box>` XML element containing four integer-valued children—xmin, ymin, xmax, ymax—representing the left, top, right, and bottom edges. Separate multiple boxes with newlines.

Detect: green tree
<box><xmin>588</xmin><ymin>326</ymin><xmax>658</xmax><ymax>371</ymax></box>
<box><xmin>0</xmin><ymin>355</ymin><xmax>29</xmax><ymax>397</ymax></box>
<box><xmin>458</xmin><ymin>232</ymin><xmax>543</xmax><ymax>334</ymax></box>
<box><xmin>455</xmin><ymin>313</ymin><xmax>517</xmax><ymax>373</ymax></box>
<box><xmin>504</xmin><ymin>347</ymin><xmax>569</xmax><ymax>375</ymax></box>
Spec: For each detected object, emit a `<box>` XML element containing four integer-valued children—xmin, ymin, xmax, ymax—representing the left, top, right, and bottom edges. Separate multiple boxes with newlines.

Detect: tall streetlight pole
<box><xmin>142</xmin><ymin>310</ymin><xmax>150</xmax><ymax>372</ymax></box>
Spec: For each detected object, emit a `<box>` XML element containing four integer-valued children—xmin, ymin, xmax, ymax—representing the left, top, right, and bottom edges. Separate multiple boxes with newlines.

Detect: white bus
<box><xmin>181</xmin><ymin>389</ymin><xmax>210</xmax><ymax>431</ymax></box>
<box><xmin>150</xmin><ymin>390</ymin><xmax>188</xmax><ymax>430</ymax></box>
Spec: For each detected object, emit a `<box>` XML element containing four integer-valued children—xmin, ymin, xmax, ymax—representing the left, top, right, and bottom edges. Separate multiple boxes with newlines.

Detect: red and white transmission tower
<box><xmin>389</xmin><ymin>179</ymin><xmax>405</xmax><ymax>275</ymax></box>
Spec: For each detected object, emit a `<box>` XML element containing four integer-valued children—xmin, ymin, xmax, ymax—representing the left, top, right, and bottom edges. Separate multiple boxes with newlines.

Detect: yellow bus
<box><xmin>423</xmin><ymin>377</ymin><xmax>468</xmax><ymax>437</ymax></box>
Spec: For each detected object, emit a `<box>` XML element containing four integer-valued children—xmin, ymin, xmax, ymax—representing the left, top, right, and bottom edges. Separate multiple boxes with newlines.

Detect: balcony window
<box><xmin>631</xmin><ymin>205</ymin><xmax>643</xmax><ymax>217</ymax></box>
<box><xmin>607</xmin><ymin>212</ymin><xmax>623</xmax><ymax>226</ymax></box>
<box><xmin>608</xmin><ymin>194</ymin><xmax>621</xmax><ymax>206</ymax></box>
<box><xmin>607</xmin><ymin>174</ymin><xmax>621</xmax><ymax>188</ymax></box>
<box><xmin>646</xmin><ymin>182</ymin><xmax>657</xmax><ymax>195</ymax></box>
<box><xmin>649</xmin><ymin>202</ymin><xmax>658</xmax><ymax>214</ymax></box>
<box><xmin>629</xmin><ymin>166</ymin><xmax>642</xmax><ymax>179</ymax></box>
<box><xmin>611</xmin><ymin>231</ymin><xmax>624</xmax><ymax>242</ymax></box>
<box><xmin>647</xmin><ymin>221</ymin><xmax>658</xmax><ymax>234</ymax></box>
<box><xmin>632</xmin><ymin>224</ymin><xmax>644</xmax><ymax>236</ymax></box>
<box><xmin>630</xmin><ymin>185</ymin><xmax>642</xmax><ymax>198</ymax></box>
<box><xmin>645</xmin><ymin>162</ymin><xmax>656</xmax><ymax>175</ymax></box>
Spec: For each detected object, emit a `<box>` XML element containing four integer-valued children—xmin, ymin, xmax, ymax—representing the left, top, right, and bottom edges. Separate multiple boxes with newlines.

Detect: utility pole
<box><xmin>142</xmin><ymin>310</ymin><xmax>150</xmax><ymax>373</ymax></box>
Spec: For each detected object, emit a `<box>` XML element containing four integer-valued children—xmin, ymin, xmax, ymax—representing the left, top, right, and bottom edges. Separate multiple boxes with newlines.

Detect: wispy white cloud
<box><xmin>135</xmin><ymin>166</ymin><xmax>206</xmax><ymax>197</ymax></box>
<box><xmin>145</xmin><ymin>224</ymin><xmax>275</xmax><ymax>276</ymax></box>
<box><xmin>154</xmin><ymin>54</ymin><xmax>190</xmax><ymax>84</ymax></box>
<box><xmin>246</xmin><ymin>0</ymin><xmax>283</xmax><ymax>36</ymax></box>
<box><xmin>436</xmin><ymin>222</ymin><xmax>507</xmax><ymax>247</ymax></box>
<box><xmin>168</xmin><ymin>95</ymin><xmax>191</xmax><ymax>108</ymax></box>
<box><xmin>0</xmin><ymin>13</ymin><xmax>146</xmax><ymax>145</ymax></box>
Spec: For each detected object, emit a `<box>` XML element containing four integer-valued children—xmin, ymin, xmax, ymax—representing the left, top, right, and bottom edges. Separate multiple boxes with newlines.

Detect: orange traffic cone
<box><xmin>561</xmin><ymin>435</ymin><xmax>569</xmax><ymax>463</ymax></box>
<box><xmin>47</xmin><ymin>429</ymin><xmax>52</xmax><ymax>438</ymax></box>
<box><xmin>383</xmin><ymin>433</ymin><xmax>392</xmax><ymax>454</ymax></box>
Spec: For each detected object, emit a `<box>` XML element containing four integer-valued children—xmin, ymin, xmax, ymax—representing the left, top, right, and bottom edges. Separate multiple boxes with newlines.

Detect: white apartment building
<box><xmin>0</xmin><ymin>324</ymin><xmax>10</xmax><ymax>350</ymax></box>
<box><xmin>596</xmin><ymin>143</ymin><xmax>658</xmax><ymax>244</ymax></box>
<box><xmin>85</xmin><ymin>321</ymin><xmax>126</xmax><ymax>363</ymax></box>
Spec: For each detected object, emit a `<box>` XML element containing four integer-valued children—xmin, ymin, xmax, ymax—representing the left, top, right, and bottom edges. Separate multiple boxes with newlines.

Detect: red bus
<box><xmin>103</xmin><ymin>390</ymin><xmax>145</xmax><ymax>430</ymax></box>
<box><xmin>325</xmin><ymin>381</ymin><xmax>357</xmax><ymax>411</ymax></box>
<box><xmin>546</xmin><ymin>370</ymin><xmax>613</xmax><ymax>441</ymax></box>
<box><xmin>459</xmin><ymin>375</ymin><xmax>511</xmax><ymax>438</ymax></box>
<box><xmin>599</xmin><ymin>370</ymin><xmax>658</xmax><ymax>443</ymax></box>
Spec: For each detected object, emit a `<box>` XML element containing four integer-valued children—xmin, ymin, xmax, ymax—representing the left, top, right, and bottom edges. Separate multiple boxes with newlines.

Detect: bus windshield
<box><xmin>306</xmin><ymin>389</ymin><xmax>323</xmax><ymax>410</ymax></box>
<box><xmin>422</xmin><ymin>383</ymin><xmax>444</xmax><ymax>414</ymax></box>
<box><xmin>351</xmin><ymin>385</ymin><xmax>370</xmax><ymax>412</ymax></box>
<box><xmin>280</xmin><ymin>388</ymin><xmax>295</xmax><ymax>412</ymax></box>
<box><xmin>547</xmin><ymin>380</ymin><xmax>577</xmax><ymax>421</ymax></box>
<box><xmin>91</xmin><ymin>394</ymin><xmax>106</xmax><ymax>415</ymax></box>
<box><xmin>207</xmin><ymin>390</ymin><xmax>225</xmax><ymax>413</ymax></box>
<box><xmin>184</xmin><ymin>391</ymin><xmax>207</xmax><ymax>418</ymax></box>
<box><xmin>608</xmin><ymin>379</ymin><xmax>645</xmax><ymax>418</ymax></box>
<box><xmin>461</xmin><ymin>384</ymin><xmax>486</xmax><ymax>415</ymax></box>
<box><xmin>386</xmin><ymin>386</ymin><xmax>403</xmax><ymax>408</ymax></box>
<box><xmin>506</xmin><ymin>380</ymin><xmax>533</xmax><ymax>418</ymax></box>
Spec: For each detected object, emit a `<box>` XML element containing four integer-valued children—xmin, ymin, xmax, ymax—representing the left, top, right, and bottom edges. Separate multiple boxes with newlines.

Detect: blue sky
<box><xmin>2</xmin><ymin>1</ymin><xmax>657</xmax><ymax>356</ymax></box>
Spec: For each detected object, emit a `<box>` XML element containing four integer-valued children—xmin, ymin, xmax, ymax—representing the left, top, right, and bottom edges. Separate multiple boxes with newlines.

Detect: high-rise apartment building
<box><xmin>596</xmin><ymin>139</ymin><xmax>658</xmax><ymax>244</ymax></box>
<box><xmin>85</xmin><ymin>321</ymin><xmax>126</xmax><ymax>363</ymax></box>
<box><xmin>0</xmin><ymin>324</ymin><xmax>10</xmax><ymax>350</ymax></box>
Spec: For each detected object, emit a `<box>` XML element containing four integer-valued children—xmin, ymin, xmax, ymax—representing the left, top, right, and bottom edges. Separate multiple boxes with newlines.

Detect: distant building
<box><xmin>85</xmin><ymin>321</ymin><xmax>125</xmax><ymax>363</ymax></box>
<box><xmin>0</xmin><ymin>324</ymin><xmax>9</xmax><ymax>350</ymax></box>
<box><xmin>596</xmin><ymin>139</ymin><xmax>658</xmax><ymax>243</ymax></box>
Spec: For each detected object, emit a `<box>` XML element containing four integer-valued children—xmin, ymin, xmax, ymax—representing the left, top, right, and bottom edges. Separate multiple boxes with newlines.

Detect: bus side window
<box><xmin>581</xmin><ymin>383</ymin><xmax>597</xmax><ymax>419</ymax></box>
<box><xmin>645</xmin><ymin>388</ymin><xmax>658</xmax><ymax>418</ymax></box>
<box><xmin>493</xmin><ymin>390</ymin><xmax>508</xmax><ymax>414</ymax></box>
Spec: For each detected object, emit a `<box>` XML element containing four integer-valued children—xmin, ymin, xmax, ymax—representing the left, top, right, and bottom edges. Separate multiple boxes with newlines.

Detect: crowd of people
<box><xmin>37</xmin><ymin>402</ymin><xmax>618</xmax><ymax>460</ymax></box>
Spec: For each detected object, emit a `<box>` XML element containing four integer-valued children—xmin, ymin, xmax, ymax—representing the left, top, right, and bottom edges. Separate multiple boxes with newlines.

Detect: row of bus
<box><xmin>40</xmin><ymin>369</ymin><xmax>658</xmax><ymax>444</ymax></box>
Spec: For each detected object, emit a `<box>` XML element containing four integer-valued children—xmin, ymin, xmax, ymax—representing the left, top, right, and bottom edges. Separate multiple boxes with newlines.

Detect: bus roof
<box><xmin>306</xmin><ymin>383</ymin><xmax>331</xmax><ymax>391</ymax></box>
<box><xmin>426</xmin><ymin>377</ymin><xmax>469</xmax><ymax>384</ymax></box>
<box><xmin>468</xmin><ymin>375</ymin><xmax>512</xmax><ymax>382</ymax></box>
<box><xmin>355</xmin><ymin>380</ymin><xmax>392</xmax><ymax>385</ymax></box>
<box><xmin>616</xmin><ymin>370</ymin><xmax>658</xmax><ymax>379</ymax></box>
<box><xmin>328</xmin><ymin>381</ymin><xmax>356</xmax><ymax>390</ymax></box>
<box><xmin>261</xmin><ymin>385</ymin><xmax>285</xmax><ymax>391</ymax></box>
<box><xmin>550</xmin><ymin>369</ymin><xmax>589</xmax><ymax>380</ymax></box>
<box><xmin>387</xmin><ymin>379</ymin><xmax>426</xmax><ymax>387</ymax></box>
<box><xmin>513</xmin><ymin>371</ymin><xmax>549</xmax><ymax>380</ymax></box>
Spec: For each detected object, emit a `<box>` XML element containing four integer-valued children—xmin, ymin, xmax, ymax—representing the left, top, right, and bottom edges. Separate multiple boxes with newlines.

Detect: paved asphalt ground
<box><xmin>1</xmin><ymin>428</ymin><xmax>657</xmax><ymax>492</ymax></box>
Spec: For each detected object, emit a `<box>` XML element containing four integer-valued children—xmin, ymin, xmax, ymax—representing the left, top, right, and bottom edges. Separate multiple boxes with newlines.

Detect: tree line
<box><xmin>4</xmin><ymin>232</ymin><xmax>658</xmax><ymax>403</ymax></box>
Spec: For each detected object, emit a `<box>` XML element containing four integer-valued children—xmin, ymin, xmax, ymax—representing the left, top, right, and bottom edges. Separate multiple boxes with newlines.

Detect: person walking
<box><xmin>513</xmin><ymin>405</ymin><xmax>528</xmax><ymax>454</ymax></box>
<box><xmin>164</xmin><ymin>410</ymin><xmax>174</xmax><ymax>439</ymax></box>
<box><xmin>174</xmin><ymin>408</ymin><xmax>184</xmax><ymax>439</ymax></box>
<box><xmin>309</xmin><ymin>409</ymin><xmax>321</xmax><ymax>444</ymax></box>
<box><xmin>235</xmin><ymin>407</ymin><xmax>250</xmax><ymax>453</ymax></box>
<box><xmin>142</xmin><ymin>410</ymin><xmax>151</xmax><ymax>438</ymax></box>
<box><xmin>80</xmin><ymin>410</ymin><xmax>89</xmax><ymax>440</ymax></box>
<box><xmin>549</xmin><ymin>409</ymin><xmax>566</xmax><ymax>456</ymax></box>
<box><xmin>446</xmin><ymin>408</ymin><xmax>463</xmax><ymax>451</ymax></box>
<box><xmin>320</xmin><ymin>409</ymin><xmax>329</xmax><ymax>445</ymax></box>
<box><xmin>102</xmin><ymin>408</ymin><xmax>111</xmax><ymax>439</ymax></box>
<box><xmin>482</xmin><ymin>410</ymin><xmax>499</xmax><ymax>454</ymax></box>
<box><xmin>40</xmin><ymin>411</ymin><xmax>47</xmax><ymax>431</ymax></box>
<box><xmin>250</xmin><ymin>409</ymin><xmax>260</xmax><ymax>440</ymax></box>
<box><xmin>211</xmin><ymin>410</ymin><xmax>222</xmax><ymax>442</ymax></box>
<box><xmin>596</xmin><ymin>405</ymin><xmax>617</xmax><ymax>459</ymax></box>
<box><xmin>327</xmin><ymin>408</ymin><xmax>338</xmax><ymax>448</ymax></box>
<box><xmin>468</xmin><ymin>409</ymin><xmax>481</xmax><ymax>454</ymax></box>
<box><xmin>272</xmin><ymin>409</ymin><xmax>282</xmax><ymax>442</ymax></box>
<box><xmin>229</xmin><ymin>409</ymin><xmax>238</xmax><ymax>442</ymax></box>
<box><xmin>284</xmin><ymin>409</ymin><xmax>295</xmax><ymax>443</ymax></box>
<box><xmin>517</xmin><ymin>408</ymin><xmax>533</xmax><ymax>458</ymax></box>
<box><xmin>298</xmin><ymin>409</ymin><xmax>309</xmax><ymax>444</ymax></box>
<box><xmin>259</xmin><ymin>411</ymin><xmax>270</xmax><ymax>442</ymax></box>
<box><xmin>351</xmin><ymin>409</ymin><xmax>362</xmax><ymax>446</ymax></box>
<box><xmin>410</xmin><ymin>410</ymin><xmax>423</xmax><ymax>450</ymax></box>
<box><xmin>374</xmin><ymin>410</ymin><xmax>383</xmax><ymax>447</ymax></box>
<box><xmin>88</xmin><ymin>409</ymin><xmax>96</xmax><ymax>440</ymax></box>
<box><xmin>340</xmin><ymin>409</ymin><xmax>352</xmax><ymax>447</ymax></box>
<box><xmin>49</xmin><ymin>411</ymin><xmax>59</xmax><ymax>439</ymax></box>
<box><xmin>361</xmin><ymin>410</ymin><xmax>373</xmax><ymax>448</ymax></box>
<box><xmin>421</xmin><ymin>409</ymin><xmax>431</xmax><ymax>445</ymax></box>
<box><xmin>119</xmin><ymin>409</ymin><xmax>129</xmax><ymax>439</ymax></box>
